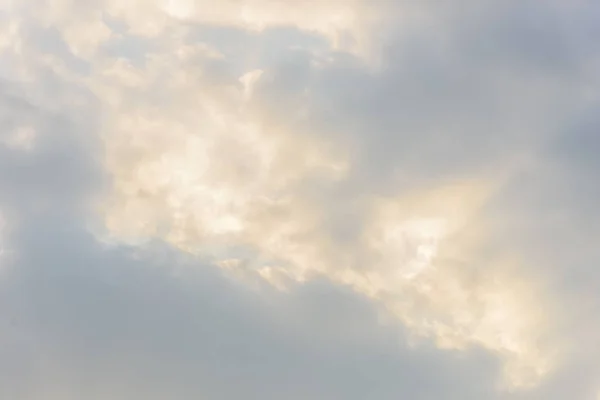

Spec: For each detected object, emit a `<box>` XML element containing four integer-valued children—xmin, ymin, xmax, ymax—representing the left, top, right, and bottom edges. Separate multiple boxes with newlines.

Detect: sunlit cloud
<box><xmin>1</xmin><ymin>0</ymin><xmax>599</xmax><ymax>398</ymax></box>
<box><xmin>94</xmin><ymin>45</ymin><xmax>557</xmax><ymax>387</ymax></box>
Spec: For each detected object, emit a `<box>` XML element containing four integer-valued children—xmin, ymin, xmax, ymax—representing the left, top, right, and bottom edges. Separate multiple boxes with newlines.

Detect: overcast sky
<box><xmin>0</xmin><ymin>0</ymin><xmax>600</xmax><ymax>399</ymax></box>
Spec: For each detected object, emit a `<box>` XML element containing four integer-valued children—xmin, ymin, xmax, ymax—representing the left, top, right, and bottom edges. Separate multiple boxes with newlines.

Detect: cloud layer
<box><xmin>1</xmin><ymin>0</ymin><xmax>600</xmax><ymax>398</ymax></box>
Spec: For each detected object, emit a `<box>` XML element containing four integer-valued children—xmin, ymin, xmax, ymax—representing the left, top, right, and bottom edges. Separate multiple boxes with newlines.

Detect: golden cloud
<box><xmin>90</xmin><ymin>42</ymin><xmax>558</xmax><ymax>389</ymax></box>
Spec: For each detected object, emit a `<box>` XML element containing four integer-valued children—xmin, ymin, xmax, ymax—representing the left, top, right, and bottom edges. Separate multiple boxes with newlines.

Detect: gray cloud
<box><xmin>1</xmin><ymin>0</ymin><xmax>600</xmax><ymax>398</ymax></box>
<box><xmin>0</xmin><ymin>81</ymin><xmax>502</xmax><ymax>399</ymax></box>
<box><xmin>0</xmin><ymin>210</ymin><xmax>505</xmax><ymax>400</ymax></box>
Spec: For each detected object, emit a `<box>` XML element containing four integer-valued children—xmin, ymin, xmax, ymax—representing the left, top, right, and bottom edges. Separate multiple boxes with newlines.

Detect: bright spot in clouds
<box><xmin>2</xmin><ymin>126</ymin><xmax>36</xmax><ymax>152</ymax></box>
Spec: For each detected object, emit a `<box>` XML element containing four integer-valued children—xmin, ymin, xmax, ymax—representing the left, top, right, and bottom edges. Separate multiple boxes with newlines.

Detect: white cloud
<box><xmin>1</xmin><ymin>0</ymin><xmax>600</xmax><ymax>398</ymax></box>
<box><xmin>156</xmin><ymin>0</ymin><xmax>388</xmax><ymax>57</ymax></box>
<box><xmin>89</xmin><ymin>27</ymin><xmax>559</xmax><ymax>391</ymax></box>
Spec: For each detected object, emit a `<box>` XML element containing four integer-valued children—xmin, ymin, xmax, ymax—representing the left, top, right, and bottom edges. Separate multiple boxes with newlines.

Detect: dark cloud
<box><xmin>246</xmin><ymin>0</ymin><xmax>597</xmax><ymax>194</ymax></box>
<box><xmin>0</xmin><ymin>84</ymin><xmax>103</xmax><ymax>221</ymax></box>
<box><xmin>0</xmin><ymin>210</ymin><xmax>503</xmax><ymax>400</ymax></box>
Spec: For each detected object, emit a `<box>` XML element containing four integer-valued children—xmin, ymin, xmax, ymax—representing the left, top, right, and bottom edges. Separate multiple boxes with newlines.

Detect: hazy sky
<box><xmin>1</xmin><ymin>1</ymin><xmax>600</xmax><ymax>399</ymax></box>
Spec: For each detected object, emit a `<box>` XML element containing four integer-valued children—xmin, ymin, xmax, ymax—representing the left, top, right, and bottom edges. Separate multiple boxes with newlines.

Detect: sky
<box><xmin>0</xmin><ymin>0</ymin><xmax>599</xmax><ymax>399</ymax></box>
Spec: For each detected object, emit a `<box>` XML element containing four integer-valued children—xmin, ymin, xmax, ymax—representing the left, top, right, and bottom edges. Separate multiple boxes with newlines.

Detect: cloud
<box><xmin>0</xmin><ymin>94</ymin><xmax>501</xmax><ymax>397</ymax></box>
<box><xmin>1</xmin><ymin>0</ymin><xmax>600</xmax><ymax>398</ymax></box>
<box><xmin>91</xmin><ymin>1</ymin><xmax>589</xmax><ymax>389</ymax></box>
<box><xmin>0</xmin><ymin>212</ymin><xmax>509</xmax><ymax>400</ymax></box>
